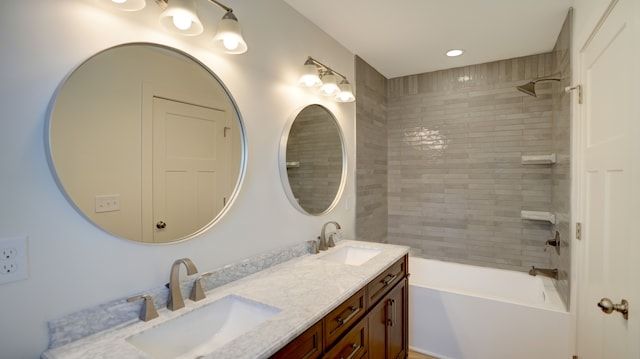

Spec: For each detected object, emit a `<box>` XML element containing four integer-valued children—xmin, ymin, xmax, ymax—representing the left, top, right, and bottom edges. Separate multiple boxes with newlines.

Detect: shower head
<box><xmin>516</xmin><ymin>81</ymin><xmax>537</xmax><ymax>97</ymax></box>
<box><xmin>516</xmin><ymin>77</ymin><xmax>561</xmax><ymax>97</ymax></box>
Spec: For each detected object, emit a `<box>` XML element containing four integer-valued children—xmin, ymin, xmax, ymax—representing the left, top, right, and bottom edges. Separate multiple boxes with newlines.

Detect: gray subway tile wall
<box><xmin>550</xmin><ymin>10</ymin><xmax>572</xmax><ymax>307</ymax></box>
<box><xmin>386</xmin><ymin>53</ymin><xmax>555</xmax><ymax>272</ymax></box>
<box><xmin>355</xmin><ymin>11</ymin><xmax>571</xmax><ymax>308</ymax></box>
<box><xmin>356</xmin><ymin>56</ymin><xmax>389</xmax><ymax>244</ymax></box>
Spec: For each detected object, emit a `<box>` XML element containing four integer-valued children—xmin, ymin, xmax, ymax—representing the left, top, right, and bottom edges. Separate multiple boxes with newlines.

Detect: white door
<box><xmin>152</xmin><ymin>97</ymin><xmax>229</xmax><ymax>243</ymax></box>
<box><xmin>576</xmin><ymin>0</ymin><xmax>640</xmax><ymax>357</ymax></box>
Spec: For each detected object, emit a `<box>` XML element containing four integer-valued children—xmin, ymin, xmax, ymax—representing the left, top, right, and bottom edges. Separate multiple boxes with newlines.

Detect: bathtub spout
<box><xmin>528</xmin><ymin>266</ymin><xmax>558</xmax><ymax>280</ymax></box>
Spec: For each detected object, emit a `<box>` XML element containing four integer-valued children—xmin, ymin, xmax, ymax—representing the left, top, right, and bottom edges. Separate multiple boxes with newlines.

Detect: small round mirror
<box><xmin>46</xmin><ymin>43</ymin><xmax>246</xmax><ymax>243</ymax></box>
<box><xmin>279</xmin><ymin>104</ymin><xmax>346</xmax><ymax>215</ymax></box>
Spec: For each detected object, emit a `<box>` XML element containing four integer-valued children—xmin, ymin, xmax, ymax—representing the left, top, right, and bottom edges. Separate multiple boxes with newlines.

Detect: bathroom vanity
<box><xmin>41</xmin><ymin>240</ymin><xmax>409</xmax><ymax>359</ymax></box>
<box><xmin>272</xmin><ymin>255</ymin><xmax>408</xmax><ymax>359</ymax></box>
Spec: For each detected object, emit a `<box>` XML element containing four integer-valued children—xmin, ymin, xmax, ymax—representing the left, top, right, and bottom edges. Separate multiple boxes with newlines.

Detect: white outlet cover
<box><xmin>0</xmin><ymin>236</ymin><xmax>28</xmax><ymax>285</ymax></box>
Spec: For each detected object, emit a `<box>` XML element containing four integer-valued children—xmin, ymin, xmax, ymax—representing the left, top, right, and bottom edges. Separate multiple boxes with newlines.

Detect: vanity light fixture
<box><xmin>299</xmin><ymin>56</ymin><xmax>355</xmax><ymax>103</ymax></box>
<box><xmin>106</xmin><ymin>0</ymin><xmax>248</xmax><ymax>54</ymax></box>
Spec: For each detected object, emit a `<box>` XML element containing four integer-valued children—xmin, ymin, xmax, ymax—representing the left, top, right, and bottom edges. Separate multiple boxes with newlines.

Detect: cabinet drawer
<box><xmin>271</xmin><ymin>320</ymin><xmax>323</xmax><ymax>359</ymax></box>
<box><xmin>323</xmin><ymin>317</ymin><xmax>368</xmax><ymax>359</ymax></box>
<box><xmin>324</xmin><ymin>288</ymin><xmax>366</xmax><ymax>348</ymax></box>
<box><xmin>366</xmin><ymin>256</ymin><xmax>406</xmax><ymax>307</ymax></box>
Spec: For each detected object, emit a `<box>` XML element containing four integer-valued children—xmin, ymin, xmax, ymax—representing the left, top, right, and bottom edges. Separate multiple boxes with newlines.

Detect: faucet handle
<box><xmin>327</xmin><ymin>233</ymin><xmax>337</xmax><ymax>247</ymax></box>
<box><xmin>127</xmin><ymin>294</ymin><xmax>159</xmax><ymax>322</ymax></box>
<box><xmin>190</xmin><ymin>272</ymin><xmax>213</xmax><ymax>302</ymax></box>
<box><xmin>308</xmin><ymin>240</ymin><xmax>319</xmax><ymax>254</ymax></box>
<box><xmin>318</xmin><ymin>235</ymin><xmax>328</xmax><ymax>251</ymax></box>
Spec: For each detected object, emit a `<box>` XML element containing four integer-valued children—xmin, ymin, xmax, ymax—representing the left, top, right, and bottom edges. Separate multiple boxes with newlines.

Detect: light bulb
<box><xmin>212</xmin><ymin>11</ymin><xmax>248</xmax><ymax>54</ymax></box>
<box><xmin>158</xmin><ymin>0</ymin><xmax>203</xmax><ymax>36</ymax></box>
<box><xmin>319</xmin><ymin>73</ymin><xmax>339</xmax><ymax>96</ymax></box>
<box><xmin>172</xmin><ymin>14</ymin><xmax>192</xmax><ymax>30</ymax></box>
<box><xmin>107</xmin><ymin>0</ymin><xmax>145</xmax><ymax>11</ymax></box>
<box><xmin>301</xmin><ymin>76</ymin><xmax>317</xmax><ymax>87</ymax></box>
<box><xmin>223</xmin><ymin>37</ymin><xmax>239</xmax><ymax>51</ymax></box>
<box><xmin>335</xmin><ymin>80</ymin><xmax>355</xmax><ymax>102</ymax></box>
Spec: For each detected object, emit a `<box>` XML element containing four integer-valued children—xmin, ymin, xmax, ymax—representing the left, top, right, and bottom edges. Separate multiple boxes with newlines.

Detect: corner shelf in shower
<box><xmin>521</xmin><ymin>153</ymin><xmax>556</xmax><ymax>165</ymax></box>
<box><xmin>521</xmin><ymin>210</ymin><xmax>556</xmax><ymax>224</ymax></box>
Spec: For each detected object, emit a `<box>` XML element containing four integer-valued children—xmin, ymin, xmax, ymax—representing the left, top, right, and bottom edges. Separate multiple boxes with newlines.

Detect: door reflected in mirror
<box><xmin>46</xmin><ymin>43</ymin><xmax>246</xmax><ymax>243</ymax></box>
<box><xmin>279</xmin><ymin>105</ymin><xmax>345</xmax><ymax>215</ymax></box>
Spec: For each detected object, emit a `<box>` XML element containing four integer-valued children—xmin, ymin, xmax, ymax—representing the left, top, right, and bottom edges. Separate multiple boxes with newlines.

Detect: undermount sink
<box><xmin>126</xmin><ymin>295</ymin><xmax>280</xmax><ymax>359</ymax></box>
<box><xmin>320</xmin><ymin>246</ymin><xmax>382</xmax><ymax>266</ymax></box>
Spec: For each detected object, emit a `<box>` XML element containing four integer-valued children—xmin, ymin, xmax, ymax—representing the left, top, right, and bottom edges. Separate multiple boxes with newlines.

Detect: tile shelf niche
<box><xmin>521</xmin><ymin>210</ymin><xmax>556</xmax><ymax>224</ymax></box>
<box><xmin>521</xmin><ymin>153</ymin><xmax>557</xmax><ymax>165</ymax></box>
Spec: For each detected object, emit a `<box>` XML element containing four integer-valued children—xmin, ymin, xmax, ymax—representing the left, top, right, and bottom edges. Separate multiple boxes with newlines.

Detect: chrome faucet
<box><xmin>528</xmin><ymin>266</ymin><xmax>558</xmax><ymax>280</ymax></box>
<box><xmin>319</xmin><ymin>221</ymin><xmax>341</xmax><ymax>251</ymax></box>
<box><xmin>167</xmin><ymin>258</ymin><xmax>198</xmax><ymax>311</ymax></box>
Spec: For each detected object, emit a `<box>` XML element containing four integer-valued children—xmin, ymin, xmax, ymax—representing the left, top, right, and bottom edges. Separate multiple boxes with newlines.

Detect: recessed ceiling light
<box><xmin>446</xmin><ymin>49</ymin><xmax>464</xmax><ymax>57</ymax></box>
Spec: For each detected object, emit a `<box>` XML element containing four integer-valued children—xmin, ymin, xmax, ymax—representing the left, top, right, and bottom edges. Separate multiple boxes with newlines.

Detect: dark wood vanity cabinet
<box><xmin>368</xmin><ymin>279</ymin><xmax>407</xmax><ymax>359</ymax></box>
<box><xmin>271</xmin><ymin>320</ymin><xmax>323</xmax><ymax>359</ymax></box>
<box><xmin>271</xmin><ymin>255</ymin><xmax>408</xmax><ymax>359</ymax></box>
<box><xmin>324</xmin><ymin>317</ymin><xmax>368</xmax><ymax>359</ymax></box>
<box><xmin>324</xmin><ymin>288</ymin><xmax>367</xmax><ymax>347</ymax></box>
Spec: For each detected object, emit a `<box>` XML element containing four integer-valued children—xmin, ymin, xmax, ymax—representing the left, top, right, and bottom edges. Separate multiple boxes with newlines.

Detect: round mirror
<box><xmin>279</xmin><ymin>104</ymin><xmax>346</xmax><ymax>215</ymax></box>
<box><xmin>46</xmin><ymin>43</ymin><xmax>246</xmax><ymax>243</ymax></box>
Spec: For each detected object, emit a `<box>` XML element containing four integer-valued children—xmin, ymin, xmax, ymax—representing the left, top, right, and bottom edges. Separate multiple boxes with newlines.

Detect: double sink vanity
<box><xmin>42</xmin><ymin>240</ymin><xmax>409</xmax><ymax>359</ymax></box>
<box><xmin>42</xmin><ymin>43</ymin><xmax>406</xmax><ymax>359</ymax></box>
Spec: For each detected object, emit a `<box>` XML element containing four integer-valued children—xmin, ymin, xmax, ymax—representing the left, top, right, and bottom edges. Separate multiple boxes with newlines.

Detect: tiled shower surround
<box><xmin>386</xmin><ymin>53</ymin><xmax>556</xmax><ymax>272</ymax></box>
<box><xmin>356</xmin><ymin>12</ymin><xmax>571</xmax><ymax>307</ymax></box>
<box><xmin>356</xmin><ymin>56</ymin><xmax>389</xmax><ymax>244</ymax></box>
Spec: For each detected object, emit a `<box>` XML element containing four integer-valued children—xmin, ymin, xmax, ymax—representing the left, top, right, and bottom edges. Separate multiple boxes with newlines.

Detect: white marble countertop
<box><xmin>42</xmin><ymin>240</ymin><xmax>409</xmax><ymax>359</ymax></box>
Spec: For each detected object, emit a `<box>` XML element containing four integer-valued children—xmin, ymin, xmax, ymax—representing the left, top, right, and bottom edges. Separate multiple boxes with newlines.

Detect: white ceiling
<box><xmin>283</xmin><ymin>0</ymin><xmax>573</xmax><ymax>79</ymax></box>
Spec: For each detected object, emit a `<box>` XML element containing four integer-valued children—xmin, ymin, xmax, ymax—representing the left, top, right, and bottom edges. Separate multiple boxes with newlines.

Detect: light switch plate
<box><xmin>95</xmin><ymin>195</ymin><xmax>121</xmax><ymax>213</ymax></box>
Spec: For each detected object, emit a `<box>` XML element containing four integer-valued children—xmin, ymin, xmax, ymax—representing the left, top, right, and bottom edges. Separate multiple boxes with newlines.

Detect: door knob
<box><xmin>156</xmin><ymin>221</ymin><xmax>167</xmax><ymax>229</ymax></box>
<box><xmin>597</xmin><ymin>298</ymin><xmax>629</xmax><ymax>320</ymax></box>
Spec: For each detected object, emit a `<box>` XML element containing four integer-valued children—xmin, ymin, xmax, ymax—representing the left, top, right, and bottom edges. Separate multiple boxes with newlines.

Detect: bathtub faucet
<box><xmin>528</xmin><ymin>266</ymin><xmax>558</xmax><ymax>280</ymax></box>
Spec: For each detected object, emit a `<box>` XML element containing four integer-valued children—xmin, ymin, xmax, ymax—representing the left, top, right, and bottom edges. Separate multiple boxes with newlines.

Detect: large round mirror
<box><xmin>279</xmin><ymin>104</ymin><xmax>346</xmax><ymax>215</ymax></box>
<box><xmin>46</xmin><ymin>43</ymin><xmax>246</xmax><ymax>243</ymax></box>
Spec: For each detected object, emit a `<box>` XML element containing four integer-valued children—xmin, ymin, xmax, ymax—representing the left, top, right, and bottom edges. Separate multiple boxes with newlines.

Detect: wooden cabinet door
<box><xmin>367</xmin><ymin>279</ymin><xmax>407</xmax><ymax>359</ymax></box>
<box><xmin>368</xmin><ymin>293</ymin><xmax>387</xmax><ymax>359</ymax></box>
<box><xmin>387</xmin><ymin>279</ymin><xmax>407</xmax><ymax>359</ymax></box>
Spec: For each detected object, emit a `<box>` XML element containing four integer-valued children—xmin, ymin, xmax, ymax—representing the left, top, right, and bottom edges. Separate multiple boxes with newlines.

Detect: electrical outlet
<box><xmin>2</xmin><ymin>247</ymin><xmax>17</xmax><ymax>260</ymax></box>
<box><xmin>2</xmin><ymin>262</ymin><xmax>17</xmax><ymax>274</ymax></box>
<box><xmin>0</xmin><ymin>236</ymin><xmax>28</xmax><ymax>285</ymax></box>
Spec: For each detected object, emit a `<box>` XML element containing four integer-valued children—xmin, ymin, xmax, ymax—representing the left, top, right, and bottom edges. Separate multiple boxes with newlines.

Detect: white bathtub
<box><xmin>409</xmin><ymin>257</ymin><xmax>570</xmax><ymax>359</ymax></box>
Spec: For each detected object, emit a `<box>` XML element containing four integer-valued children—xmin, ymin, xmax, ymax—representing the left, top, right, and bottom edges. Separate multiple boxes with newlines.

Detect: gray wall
<box><xmin>356</xmin><ymin>56</ymin><xmax>389</xmax><ymax>243</ymax></box>
<box><xmin>550</xmin><ymin>10</ymin><xmax>572</xmax><ymax>307</ymax></box>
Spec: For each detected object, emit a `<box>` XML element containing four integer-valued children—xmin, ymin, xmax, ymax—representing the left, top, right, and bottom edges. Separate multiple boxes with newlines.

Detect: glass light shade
<box><xmin>299</xmin><ymin>63</ymin><xmax>322</xmax><ymax>87</ymax></box>
<box><xmin>108</xmin><ymin>0</ymin><xmax>145</xmax><ymax>11</ymax></box>
<box><xmin>319</xmin><ymin>73</ymin><xmax>339</xmax><ymax>96</ymax></box>
<box><xmin>213</xmin><ymin>12</ymin><xmax>248</xmax><ymax>54</ymax></box>
<box><xmin>335</xmin><ymin>80</ymin><xmax>355</xmax><ymax>102</ymax></box>
<box><xmin>158</xmin><ymin>0</ymin><xmax>204</xmax><ymax>36</ymax></box>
